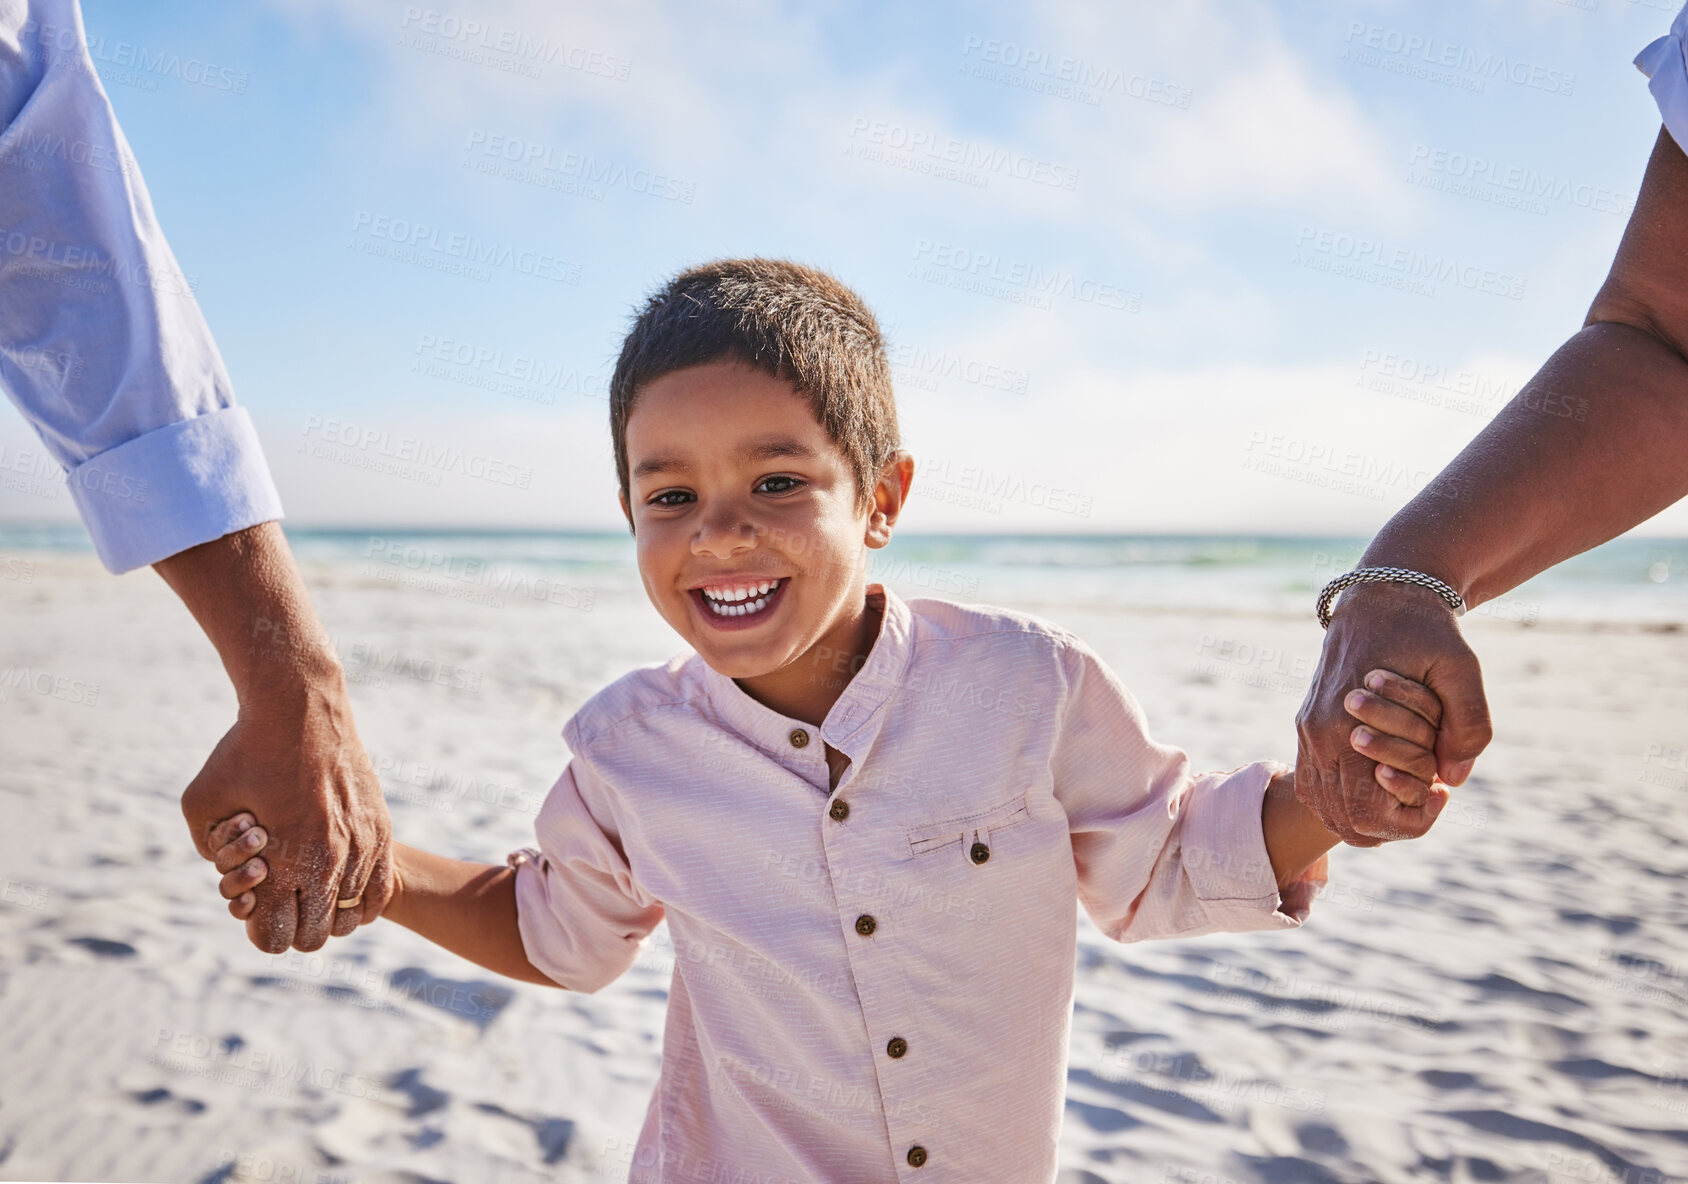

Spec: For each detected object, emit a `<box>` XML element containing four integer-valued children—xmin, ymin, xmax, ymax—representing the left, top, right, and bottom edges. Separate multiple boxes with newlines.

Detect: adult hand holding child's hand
<box><xmin>157</xmin><ymin>524</ymin><xmax>396</xmax><ymax>955</ymax></box>
<box><xmin>1294</xmin><ymin>582</ymin><xmax>1491</xmax><ymax>845</ymax></box>
<box><xmin>180</xmin><ymin>686</ymin><xmax>393</xmax><ymax>953</ymax></box>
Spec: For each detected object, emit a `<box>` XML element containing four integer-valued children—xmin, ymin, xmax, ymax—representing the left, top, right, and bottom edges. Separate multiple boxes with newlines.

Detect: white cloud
<box><xmin>1010</xmin><ymin>0</ymin><xmax>1408</xmax><ymax>218</ymax></box>
<box><xmin>194</xmin><ymin>0</ymin><xmax>1688</xmax><ymax>543</ymax></box>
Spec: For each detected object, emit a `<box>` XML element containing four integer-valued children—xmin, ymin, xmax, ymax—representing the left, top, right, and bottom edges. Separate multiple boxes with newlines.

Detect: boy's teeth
<box><xmin>703</xmin><ymin>579</ymin><xmax>776</xmax><ymax>603</ymax></box>
<box><xmin>702</xmin><ymin>578</ymin><xmax>780</xmax><ymax>617</ymax></box>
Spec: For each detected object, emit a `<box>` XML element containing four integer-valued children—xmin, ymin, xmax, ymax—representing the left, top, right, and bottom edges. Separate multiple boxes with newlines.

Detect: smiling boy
<box><xmin>211</xmin><ymin>259</ymin><xmax>1448</xmax><ymax>1181</ymax></box>
<box><xmin>616</xmin><ymin>354</ymin><xmax>907</xmax><ymax>791</ymax></box>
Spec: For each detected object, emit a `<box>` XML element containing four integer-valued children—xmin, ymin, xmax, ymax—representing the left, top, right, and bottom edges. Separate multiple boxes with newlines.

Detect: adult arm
<box><xmin>0</xmin><ymin>2</ymin><xmax>393</xmax><ymax>947</ymax></box>
<box><xmin>0</xmin><ymin>0</ymin><xmax>283</xmax><ymax>569</ymax></box>
<box><xmin>1296</xmin><ymin>124</ymin><xmax>1688</xmax><ymax>845</ymax></box>
<box><xmin>155</xmin><ymin>522</ymin><xmax>394</xmax><ymax>952</ymax></box>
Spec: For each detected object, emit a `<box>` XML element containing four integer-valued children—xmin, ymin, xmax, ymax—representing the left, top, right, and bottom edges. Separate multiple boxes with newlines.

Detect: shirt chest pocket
<box><xmin>905</xmin><ymin>792</ymin><xmax>1031</xmax><ymax>865</ymax></box>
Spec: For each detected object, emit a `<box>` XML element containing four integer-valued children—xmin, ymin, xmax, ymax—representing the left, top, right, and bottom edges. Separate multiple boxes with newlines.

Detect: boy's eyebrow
<box><xmin>632</xmin><ymin>436</ymin><xmax>819</xmax><ymax>480</ymax></box>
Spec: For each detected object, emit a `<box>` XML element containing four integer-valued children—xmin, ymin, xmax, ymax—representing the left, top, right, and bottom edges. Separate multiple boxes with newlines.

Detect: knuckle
<box><xmin>1357</xmin><ymin>794</ymin><xmax>1392</xmax><ymax>824</ymax></box>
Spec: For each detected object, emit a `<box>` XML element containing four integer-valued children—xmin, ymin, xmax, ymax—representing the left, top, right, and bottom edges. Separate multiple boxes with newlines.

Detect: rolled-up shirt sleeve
<box><xmin>0</xmin><ymin>0</ymin><xmax>281</xmax><ymax>572</ymax></box>
<box><xmin>507</xmin><ymin>752</ymin><xmax>665</xmax><ymax>993</ymax></box>
<box><xmin>1636</xmin><ymin>3</ymin><xmax>1688</xmax><ymax>156</ymax></box>
<box><xmin>1052</xmin><ymin>636</ymin><xmax>1325</xmax><ymax>943</ymax></box>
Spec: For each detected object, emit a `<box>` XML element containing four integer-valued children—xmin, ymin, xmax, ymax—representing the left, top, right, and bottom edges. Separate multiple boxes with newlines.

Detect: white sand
<box><xmin>2</xmin><ymin>554</ymin><xmax>1685</xmax><ymax>1184</ymax></box>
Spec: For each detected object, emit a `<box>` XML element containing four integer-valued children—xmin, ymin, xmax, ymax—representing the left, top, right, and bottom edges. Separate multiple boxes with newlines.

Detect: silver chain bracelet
<box><xmin>1316</xmin><ymin>567</ymin><xmax>1466</xmax><ymax>629</ymax></box>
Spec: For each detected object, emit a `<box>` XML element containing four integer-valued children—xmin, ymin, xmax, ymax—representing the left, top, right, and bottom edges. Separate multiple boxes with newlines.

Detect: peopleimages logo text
<box><xmin>301</xmin><ymin>417</ymin><xmax>533</xmax><ymax>488</ymax></box>
<box><xmin>1295</xmin><ymin>226</ymin><xmax>1525</xmax><ymax>300</ymax></box>
<box><xmin>21</xmin><ymin>20</ymin><xmax>249</xmax><ymax>93</ymax></box>
<box><xmin>350</xmin><ymin>211</ymin><xmax>580</xmax><ymax>284</ymax></box>
<box><xmin>1407</xmin><ymin>144</ymin><xmax>1631</xmax><ymax>217</ymax></box>
<box><xmin>1343</xmin><ymin>22</ymin><xmax>1574</xmax><ymax>96</ymax></box>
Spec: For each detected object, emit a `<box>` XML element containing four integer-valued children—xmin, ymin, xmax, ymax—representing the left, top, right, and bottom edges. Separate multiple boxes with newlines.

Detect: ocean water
<box><xmin>4</xmin><ymin>523</ymin><xmax>1685</xmax><ymax>626</ymax></box>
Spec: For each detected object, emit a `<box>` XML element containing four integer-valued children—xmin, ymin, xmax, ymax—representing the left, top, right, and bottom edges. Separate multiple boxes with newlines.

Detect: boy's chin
<box><xmin>693</xmin><ymin>642</ymin><xmax>785</xmax><ymax>680</ymax></box>
<box><xmin>687</xmin><ymin>631</ymin><xmax>802</xmax><ymax>681</ymax></box>
<box><xmin>703</xmin><ymin>658</ymin><xmax>780</xmax><ymax>681</ymax></box>
<box><xmin>661</xmin><ymin>597</ymin><xmax>808</xmax><ymax>679</ymax></box>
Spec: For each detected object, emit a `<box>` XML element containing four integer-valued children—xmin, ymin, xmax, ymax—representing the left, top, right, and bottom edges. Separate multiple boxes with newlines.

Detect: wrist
<box><xmin>1324</xmin><ymin>577</ymin><xmax>1461</xmax><ymax>631</ymax></box>
<box><xmin>1265</xmin><ymin>770</ymin><xmax>1339</xmax><ymax>884</ymax></box>
<box><xmin>151</xmin><ymin>521</ymin><xmax>346</xmax><ymax>707</ymax></box>
<box><xmin>1357</xmin><ymin>532</ymin><xmax>1474</xmax><ymax>606</ymax></box>
<box><xmin>235</xmin><ymin>653</ymin><xmax>352</xmax><ymax>722</ymax></box>
<box><xmin>233</xmin><ymin>609</ymin><xmax>344</xmax><ymax>705</ymax></box>
<box><xmin>383</xmin><ymin>844</ymin><xmax>416</xmax><ymax>921</ymax></box>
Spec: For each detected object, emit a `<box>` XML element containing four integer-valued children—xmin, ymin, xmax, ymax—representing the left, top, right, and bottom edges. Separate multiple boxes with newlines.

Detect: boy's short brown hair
<box><xmin>610</xmin><ymin>258</ymin><xmax>900</xmax><ymax>530</ymax></box>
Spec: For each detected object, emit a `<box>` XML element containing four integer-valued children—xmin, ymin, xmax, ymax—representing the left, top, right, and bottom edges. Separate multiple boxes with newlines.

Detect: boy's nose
<box><xmin>691</xmin><ymin>514</ymin><xmax>757</xmax><ymax>556</ymax></box>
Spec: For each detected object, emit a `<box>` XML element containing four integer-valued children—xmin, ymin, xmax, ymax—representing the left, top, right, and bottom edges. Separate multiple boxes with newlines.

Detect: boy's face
<box><xmin>620</xmin><ymin>358</ymin><xmax>908</xmax><ymax>681</ymax></box>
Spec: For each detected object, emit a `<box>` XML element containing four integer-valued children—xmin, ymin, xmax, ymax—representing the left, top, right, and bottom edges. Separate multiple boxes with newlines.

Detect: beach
<box><xmin>1</xmin><ymin>541</ymin><xmax>1685</xmax><ymax>1184</ymax></box>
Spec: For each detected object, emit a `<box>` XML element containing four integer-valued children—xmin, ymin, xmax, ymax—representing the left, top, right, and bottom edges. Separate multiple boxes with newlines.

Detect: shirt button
<box><xmin>828</xmin><ymin>798</ymin><xmax>850</xmax><ymax>822</ymax></box>
<box><xmin>788</xmin><ymin>728</ymin><xmax>809</xmax><ymax>748</ymax></box>
<box><xmin>970</xmin><ymin>841</ymin><xmax>990</xmax><ymax>864</ymax></box>
<box><xmin>854</xmin><ymin>914</ymin><xmax>876</xmax><ymax>936</ymax></box>
<box><xmin>886</xmin><ymin>1036</ymin><xmax>907</xmax><ymax>1059</ymax></box>
<box><xmin>906</xmin><ymin>1146</ymin><xmax>927</xmax><ymax>1167</ymax></box>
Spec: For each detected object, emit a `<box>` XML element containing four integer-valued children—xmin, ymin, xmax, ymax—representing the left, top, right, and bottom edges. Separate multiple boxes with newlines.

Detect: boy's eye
<box><xmin>647</xmin><ymin>476</ymin><xmax>803</xmax><ymax>507</ymax></box>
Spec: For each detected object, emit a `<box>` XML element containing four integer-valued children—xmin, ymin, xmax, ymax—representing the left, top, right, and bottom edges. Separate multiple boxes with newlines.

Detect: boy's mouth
<box><xmin>689</xmin><ymin>576</ymin><xmax>789</xmax><ymax>630</ymax></box>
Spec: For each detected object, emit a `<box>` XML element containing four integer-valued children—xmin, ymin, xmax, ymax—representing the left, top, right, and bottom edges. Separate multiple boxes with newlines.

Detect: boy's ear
<box><xmin>617</xmin><ymin>487</ymin><xmax>636</xmax><ymax>537</ymax></box>
<box><xmin>865</xmin><ymin>450</ymin><xmax>915</xmax><ymax>548</ymax></box>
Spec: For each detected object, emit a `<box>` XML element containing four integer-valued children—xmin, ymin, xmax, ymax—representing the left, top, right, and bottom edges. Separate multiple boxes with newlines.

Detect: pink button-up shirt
<box><xmin>508</xmin><ymin>583</ymin><xmax>1322</xmax><ymax>1182</ymax></box>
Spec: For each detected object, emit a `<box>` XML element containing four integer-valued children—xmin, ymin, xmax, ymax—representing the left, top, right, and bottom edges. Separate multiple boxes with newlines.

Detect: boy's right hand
<box><xmin>208</xmin><ymin>811</ymin><xmax>269</xmax><ymax>920</ymax></box>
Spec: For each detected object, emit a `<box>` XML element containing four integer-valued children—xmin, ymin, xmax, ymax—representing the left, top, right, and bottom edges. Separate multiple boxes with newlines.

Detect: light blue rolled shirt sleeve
<box><xmin>0</xmin><ymin>0</ymin><xmax>281</xmax><ymax>573</ymax></box>
<box><xmin>1636</xmin><ymin>2</ymin><xmax>1688</xmax><ymax>156</ymax></box>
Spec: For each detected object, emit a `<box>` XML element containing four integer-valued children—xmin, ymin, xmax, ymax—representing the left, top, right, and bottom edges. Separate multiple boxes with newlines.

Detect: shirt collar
<box><xmin>696</xmin><ymin>582</ymin><xmax>913</xmax><ymax>762</ymax></box>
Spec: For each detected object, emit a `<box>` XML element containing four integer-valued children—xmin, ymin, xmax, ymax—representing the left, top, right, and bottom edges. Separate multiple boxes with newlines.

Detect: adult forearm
<box><xmin>152</xmin><ymin>521</ymin><xmax>339</xmax><ymax>699</ymax></box>
<box><xmin>1360</xmin><ymin>321</ymin><xmax>1688</xmax><ymax>608</ymax></box>
<box><xmin>385</xmin><ymin>844</ymin><xmax>560</xmax><ymax>988</ymax></box>
<box><xmin>1301</xmin><ymin>131</ymin><xmax>1688</xmax><ymax>845</ymax></box>
<box><xmin>157</xmin><ymin>520</ymin><xmax>395</xmax><ymax>950</ymax></box>
<box><xmin>1364</xmin><ymin>128</ymin><xmax>1688</xmax><ymax>609</ymax></box>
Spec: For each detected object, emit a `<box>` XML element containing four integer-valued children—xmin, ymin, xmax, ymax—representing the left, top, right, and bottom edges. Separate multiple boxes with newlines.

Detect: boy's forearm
<box><xmin>1261</xmin><ymin>771</ymin><xmax>1339</xmax><ymax>888</ymax></box>
<box><xmin>384</xmin><ymin>843</ymin><xmax>562</xmax><ymax>987</ymax></box>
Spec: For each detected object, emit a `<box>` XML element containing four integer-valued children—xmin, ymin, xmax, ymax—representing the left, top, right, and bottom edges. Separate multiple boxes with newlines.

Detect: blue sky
<box><xmin>2</xmin><ymin>0</ymin><xmax>1683</xmax><ymax>534</ymax></box>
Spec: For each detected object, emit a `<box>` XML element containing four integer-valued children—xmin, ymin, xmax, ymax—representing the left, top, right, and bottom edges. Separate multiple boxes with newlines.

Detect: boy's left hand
<box><xmin>1340</xmin><ymin>668</ymin><xmax>1451</xmax><ymax>818</ymax></box>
